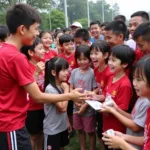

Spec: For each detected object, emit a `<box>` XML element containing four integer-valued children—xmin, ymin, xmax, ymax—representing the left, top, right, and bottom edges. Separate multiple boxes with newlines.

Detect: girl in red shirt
<box><xmin>39</xmin><ymin>31</ymin><xmax>57</xmax><ymax>62</ymax></box>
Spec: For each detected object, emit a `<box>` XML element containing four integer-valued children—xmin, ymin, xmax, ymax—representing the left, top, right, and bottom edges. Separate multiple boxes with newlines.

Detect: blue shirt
<box><xmin>90</xmin><ymin>34</ymin><xmax>104</xmax><ymax>43</ymax></box>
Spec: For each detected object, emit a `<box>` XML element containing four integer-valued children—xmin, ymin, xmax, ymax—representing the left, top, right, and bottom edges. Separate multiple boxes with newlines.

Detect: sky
<box><xmin>106</xmin><ymin>0</ymin><xmax>150</xmax><ymax>19</ymax></box>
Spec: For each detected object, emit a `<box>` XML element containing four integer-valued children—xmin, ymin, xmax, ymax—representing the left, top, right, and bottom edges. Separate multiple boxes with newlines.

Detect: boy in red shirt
<box><xmin>59</xmin><ymin>34</ymin><xmax>77</xmax><ymax>73</ymax></box>
<box><xmin>103</xmin><ymin>45</ymin><xmax>135</xmax><ymax>132</ymax></box>
<box><xmin>102</xmin><ymin>45</ymin><xmax>135</xmax><ymax>150</ymax></box>
<box><xmin>21</xmin><ymin>37</ymin><xmax>45</xmax><ymax>150</ymax></box>
<box><xmin>0</xmin><ymin>3</ymin><xmax>86</xmax><ymax>150</ymax></box>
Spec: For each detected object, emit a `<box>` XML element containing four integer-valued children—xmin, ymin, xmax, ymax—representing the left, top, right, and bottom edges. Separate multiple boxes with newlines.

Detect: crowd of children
<box><xmin>1</xmin><ymin>3</ymin><xmax>150</xmax><ymax>150</ymax></box>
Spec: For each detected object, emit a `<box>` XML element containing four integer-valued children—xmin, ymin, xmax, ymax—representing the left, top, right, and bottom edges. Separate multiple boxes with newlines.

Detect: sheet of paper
<box><xmin>85</xmin><ymin>100</ymin><xmax>103</xmax><ymax>111</ymax></box>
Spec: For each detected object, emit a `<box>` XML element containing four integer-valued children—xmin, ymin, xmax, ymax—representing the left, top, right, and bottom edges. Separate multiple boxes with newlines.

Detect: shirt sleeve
<box><xmin>9</xmin><ymin>54</ymin><xmax>34</xmax><ymax>86</ymax></box>
<box><xmin>45</xmin><ymin>85</ymin><xmax>58</xmax><ymax>94</ymax></box>
<box><xmin>133</xmin><ymin>99</ymin><xmax>150</xmax><ymax>127</ymax></box>
<box><xmin>115</xmin><ymin>83</ymin><xmax>132</xmax><ymax>110</ymax></box>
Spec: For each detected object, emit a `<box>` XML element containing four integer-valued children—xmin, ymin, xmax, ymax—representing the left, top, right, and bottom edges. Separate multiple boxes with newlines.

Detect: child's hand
<box><xmin>100</xmin><ymin>105</ymin><xmax>115</xmax><ymax>113</ymax></box>
<box><xmin>70</xmin><ymin>88</ymin><xmax>87</xmax><ymax>102</ymax></box>
<box><xmin>86</xmin><ymin>91</ymin><xmax>101</xmax><ymax>101</ymax></box>
<box><xmin>74</xmin><ymin>104</ymin><xmax>87</xmax><ymax>115</ymax></box>
<box><xmin>61</xmin><ymin>82</ymin><xmax>69</xmax><ymax>92</ymax></box>
<box><xmin>102</xmin><ymin>132</ymin><xmax>125</xmax><ymax>149</ymax></box>
<box><xmin>36</xmin><ymin>61</ymin><xmax>45</xmax><ymax>74</ymax></box>
<box><xmin>114</xmin><ymin>131</ymin><xmax>124</xmax><ymax>139</ymax></box>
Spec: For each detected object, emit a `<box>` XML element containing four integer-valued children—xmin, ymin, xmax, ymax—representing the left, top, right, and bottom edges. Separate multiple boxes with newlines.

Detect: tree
<box><xmin>89</xmin><ymin>0</ymin><xmax>120</xmax><ymax>23</ymax></box>
<box><xmin>50</xmin><ymin>9</ymin><xmax>65</xmax><ymax>30</ymax></box>
<box><xmin>58</xmin><ymin>0</ymin><xmax>87</xmax><ymax>23</ymax></box>
<box><xmin>112</xmin><ymin>2</ymin><xmax>120</xmax><ymax>18</ymax></box>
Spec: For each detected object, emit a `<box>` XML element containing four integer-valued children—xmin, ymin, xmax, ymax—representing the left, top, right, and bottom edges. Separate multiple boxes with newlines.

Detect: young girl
<box><xmin>39</xmin><ymin>31</ymin><xmax>57</xmax><ymax>62</ymax></box>
<box><xmin>69</xmin><ymin>45</ymin><xmax>97</xmax><ymax>150</ymax></box>
<box><xmin>43</xmin><ymin>57</ymin><xmax>71</xmax><ymax>150</ymax></box>
<box><xmin>90</xmin><ymin>40</ymin><xmax>112</xmax><ymax>149</ymax></box>
<box><xmin>102</xmin><ymin>55</ymin><xmax>150</xmax><ymax>150</ymax></box>
<box><xmin>21</xmin><ymin>37</ymin><xmax>45</xmax><ymax>150</ymax></box>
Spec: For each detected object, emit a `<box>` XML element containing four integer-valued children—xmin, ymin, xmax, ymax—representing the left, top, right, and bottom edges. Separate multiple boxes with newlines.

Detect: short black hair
<box><xmin>133</xmin><ymin>22</ymin><xmax>150</xmax><ymax>41</ymax></box>
<box><xmin>90</xmin><ymin>21</ymin><xmax>101</xmax><ymax>27</ymax></box>
<box><xmin>114</xmin><ymin>15</ymin><xmax>126</xmax><ymax>23</ymax></box>
<box><xmin>21</xmin><ymin>37</ymin><xmax>42</xmax><ymax>60</ymax></box>
<box><xmin>100</xmin><ymin>22</ymin><xmax>109</xmax><ymax>28</ymax></box>
<box><xmin>6</xmin><ymin>3</ymin><xmax>41</xmax><ymax>34</ymax></box>
<box><xmin>111</xmin><ymin>44</ymin><xmax>135</xmax><ymax>69</ymax></box>
<box><xmin>131</xmin><ymin>11</ymin><xmax>149</xmax><ymax>22</ymax></box>
<box><xmin>0</xmin><ymin>25</ymin><xmax>9</xmax><ymax>41</ymax></box>
<box><xmin>74</xmin><ymin>29</ymin><xmax>90</xmax><ymax>41</ymax></box>
<box><xmin>105</xmin><ymin>20</ymin><xmax>127</xmax><ymax>40</ymax></box>
<box><xmin>133</xmin><ymin>54</ymin><xmax>150</xmax><ymax>87</ymax></box>
<box><xmin>75</xmin><ymin>45</ymin><xmax>90</xmax><ymax>62</ymax></box>
<box><xmin>90</xmin><ymin>40</ymin><xmax>110</xmax><ymax>63</ymax></box>
<box><xmin>63</xmin><ymin>27</ymin><xmax>71</xmax><ymax>33</ymax></box>
<box><xmin>59</xmin><ymin>34</ymin><xmax>74</xmax><ymax>46</ymax></box>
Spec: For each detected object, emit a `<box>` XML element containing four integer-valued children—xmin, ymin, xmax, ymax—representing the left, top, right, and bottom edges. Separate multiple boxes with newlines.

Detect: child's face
<box><xmin>108</xmin><ymin>55</ymin><xmax>125</xmax><ymax>74</ymax></box>
<box><xmin>62</xmin><ymin>41</ymin><xmax>74</xmax><ymax>55</ymax></box>
<box><xmin>77</xmin><ymin>53</ymin><xmax>90</xmax><ymax>70</ymax></box>
<box><xmin>22</xmin><ymin>22</ymin><xmax>40</xmax><ymax>46</ymax></box>
<box><xmin>32</xmin><ymin>43</ymin><xmax>45</xmax><ymax>61</ymax></box>
<box><xmin>41</xmin><ymin>32</ymin><xmax>53</xmax><ymax>49</ymax></box>
<box><xmin>90</xmin><ymin>24</ymin><xmax>100</xmax><ymax>38</ymax></box>
<box><xmin>104</xmin><ymin>30</ymin><xmax>123</xmax><ymax>48</ymax></box>
<box><xmin>58</xmin><ymin>69</ymin><xmax>69</xmax><ymax>82</ymax></box>
<box><xmin>133</xmin><ymin>73</ymin><xmax>150</xmax><ymax>97</ymax></box>
<box><xmin>136</xmin><ymin>36</ymin><xmax>150</xmax><ymax>55</ymax></box>
<box><xmin>74</xmin><ymin>38</ymin><xmax>88</xmax><ymax>47</ymax></box>
<box><xmin>90</xmin><ymin>49</ymin><xmax>106</xmax><ymax>68</ymax></box>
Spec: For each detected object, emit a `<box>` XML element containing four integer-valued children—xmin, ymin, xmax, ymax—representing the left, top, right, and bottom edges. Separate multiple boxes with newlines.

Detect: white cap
<box><xmin>70</xmin><ymin>22</ymin><xmax>82</xmax><ymax>28</ymax></box>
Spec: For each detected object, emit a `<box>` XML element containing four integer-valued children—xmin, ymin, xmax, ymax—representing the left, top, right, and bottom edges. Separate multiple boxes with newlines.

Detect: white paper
<box><xmin>85</xmin><ymin>100</ymin><xmax>103</xmax><ymax>110</ymax></box>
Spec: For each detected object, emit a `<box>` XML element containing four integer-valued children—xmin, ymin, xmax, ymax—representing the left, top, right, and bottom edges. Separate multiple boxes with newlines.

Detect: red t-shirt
<box><xmin>103</xmin><ymin>75</ymin><xmax>132</xmax><ymax>133</ymax></box>
<box><xmin>134</xmin><ymin>48</ymin><xmax>143</xmax><ymax>64</ymax></box>
<box><xmin>94</xmin><ymin>66</ymin><xmax>113</xmax><ymax>95</ymax></box>
<box><xmin>58</xmin><ymin>52</ymin><xmax>77</xmax><ymax>76</ymax></box>
<box><xmin>42</xmin><ymin>49</ymin><xmax>57</xmax><ymax>62</ymax></box>
<box><xmin>144</xmin><ymin>107</ymin><xmax>150</xmax><ymax>150</ymax></box>
<box><xmin>27</xmin><ymin>63</ymin><xmax>44</xmax><ymax>111</ymax></box>
<box><xmin>0</xmin><ymin>43</ymin><xmax>34</xmax><ymax>132</ymax></box>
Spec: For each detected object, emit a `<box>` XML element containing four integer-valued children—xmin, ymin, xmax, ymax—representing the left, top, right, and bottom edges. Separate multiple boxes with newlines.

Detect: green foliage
<box><xmin>40</xmin><ymin>9</ymin><xmax>66</xmax><ymax>31</ymax></box>
<box><xmin>59</xmin><ymin>0</ymin><xmax>87</xmax><ymax>23</ymax></box>
<box><xmin>0</xmin><ymin>10</ymin><xmax>6</xmax><ymax>25</ymax></box>
<box><xmin>50</xmin><ymin>9</ymin><xmax>65</xmax><ymax>30</ymax></box>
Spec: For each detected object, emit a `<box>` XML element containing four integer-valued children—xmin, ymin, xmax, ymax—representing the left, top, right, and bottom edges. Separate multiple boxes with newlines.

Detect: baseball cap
<box><xmin>70</xmin><ymin>22</ymin><xmax>82</xmax><ymax>28</ymax></box>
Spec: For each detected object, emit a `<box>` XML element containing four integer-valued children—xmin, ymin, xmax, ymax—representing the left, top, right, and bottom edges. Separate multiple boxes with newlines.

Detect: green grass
<box><xmin>66</xmin><ymin>134</ymin><xmax>101</xmax><ymax>150</ymax></box>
